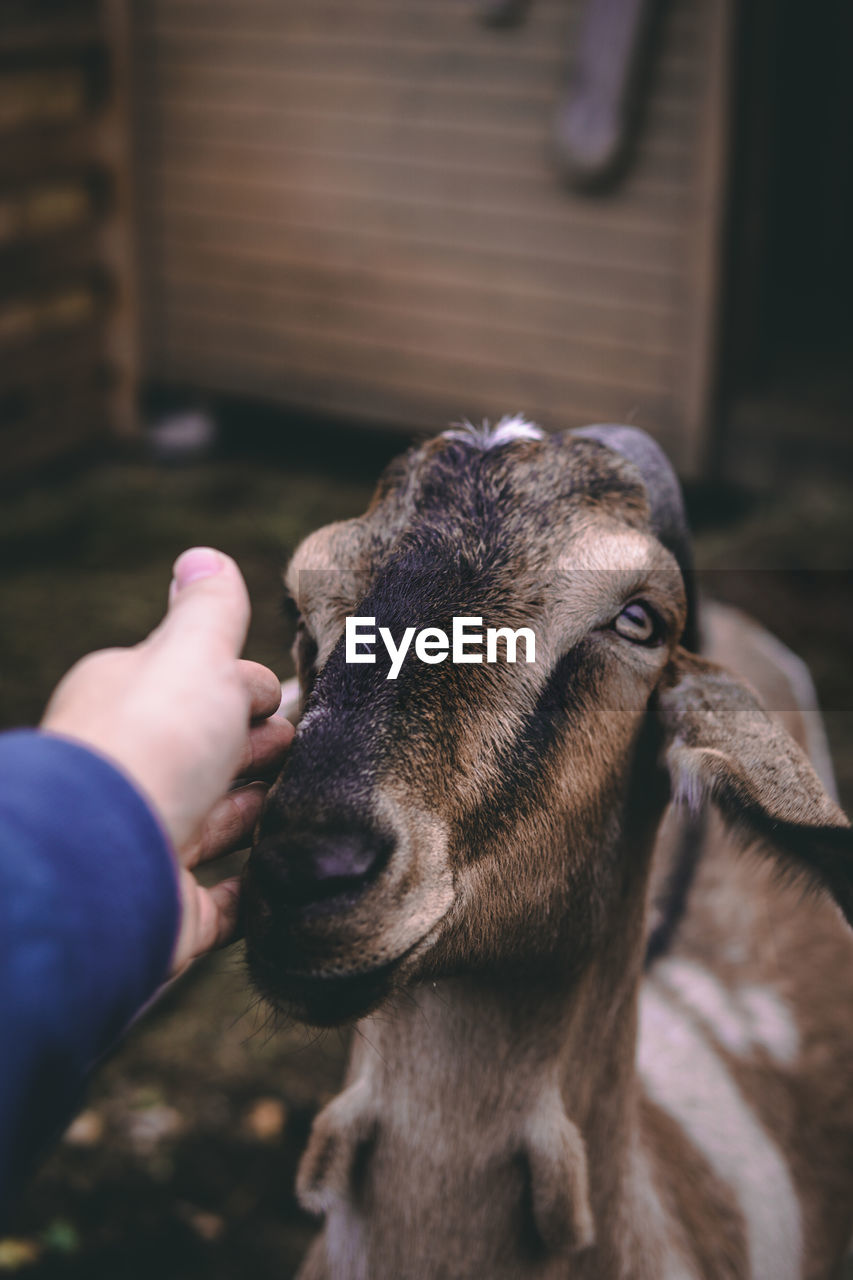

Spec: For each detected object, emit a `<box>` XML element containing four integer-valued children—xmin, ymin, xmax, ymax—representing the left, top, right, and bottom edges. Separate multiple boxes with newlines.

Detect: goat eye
<box><xmin>612</xmin><ymin>601</ymin><xmax>662</xmax><ymax>646</ymax></box>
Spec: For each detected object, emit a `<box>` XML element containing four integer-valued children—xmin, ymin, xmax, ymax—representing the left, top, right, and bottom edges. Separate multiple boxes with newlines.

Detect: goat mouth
<box><xmin>246</xmin><ymin>950</ymin><xmax>404</xmax><ymax>1027</ymax></box>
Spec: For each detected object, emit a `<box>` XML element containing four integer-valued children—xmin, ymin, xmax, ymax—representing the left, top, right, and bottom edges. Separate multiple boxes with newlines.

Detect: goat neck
<box><xmin>299</xmin><ymin>813</ymin><xmax>659</xmax><ymax>1280</ymax></box>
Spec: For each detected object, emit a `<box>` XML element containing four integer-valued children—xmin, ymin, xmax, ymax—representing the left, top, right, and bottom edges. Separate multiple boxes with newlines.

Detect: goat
<box><xmin>244</xmin><ymin>420</ymin><xmax>853</xmax><ymax>1279</ymax></box>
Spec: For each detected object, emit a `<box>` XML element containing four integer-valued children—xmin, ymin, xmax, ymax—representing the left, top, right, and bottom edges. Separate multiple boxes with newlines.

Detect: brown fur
<box><xmin>244</xmin><ymin>426</ymin><xmax>853</xmax><ymax>1279</ymax></box>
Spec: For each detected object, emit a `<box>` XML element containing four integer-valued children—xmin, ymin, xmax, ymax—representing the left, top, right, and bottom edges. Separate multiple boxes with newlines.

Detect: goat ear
<box><xmin>296</xmin><ymin>1083</ymin><xmax>378</xmax><ymax>1216</ymax></box>
<box><xmin>657</xmin><ymin>650</ymin><xmax>853</xmax><ymax>923</ymax></box>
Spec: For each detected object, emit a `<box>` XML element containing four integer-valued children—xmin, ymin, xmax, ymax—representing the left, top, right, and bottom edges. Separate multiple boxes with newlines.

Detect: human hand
<box><xmin>42</xmin><ymin>547</ymin><xmax>294</xmax><ymax>977</ymax></box>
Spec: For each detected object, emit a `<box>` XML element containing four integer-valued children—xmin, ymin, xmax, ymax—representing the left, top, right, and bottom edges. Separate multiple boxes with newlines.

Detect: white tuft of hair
<box><xmin>667</xmin><ymin>745</ymin><xmax>709</xmax><ymax>815</ymax></box>
<box><xmin>443</xmin><ymin>414</ymin><xmax>544</xmax><ymax>450</ymax></box>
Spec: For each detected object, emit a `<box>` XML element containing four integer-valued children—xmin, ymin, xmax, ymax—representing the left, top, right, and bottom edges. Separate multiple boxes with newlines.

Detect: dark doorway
<box><xmin>720</xmin><ymin>0</ymin><xmax>853</xmax><ymax>484</ymax></box>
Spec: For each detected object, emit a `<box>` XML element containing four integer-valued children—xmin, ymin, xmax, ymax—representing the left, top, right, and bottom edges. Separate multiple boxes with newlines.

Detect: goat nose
<box><xmin>250</xmin><ymin>825</ymin><xmax>393</xmax><ymax>908</ymax></box>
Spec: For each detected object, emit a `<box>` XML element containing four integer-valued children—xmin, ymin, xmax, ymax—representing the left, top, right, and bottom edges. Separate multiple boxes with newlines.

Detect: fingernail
<box><xmin>171</xmin><ymin>547</ymin><xmax>224</xmax><ymax>594</ymax></box>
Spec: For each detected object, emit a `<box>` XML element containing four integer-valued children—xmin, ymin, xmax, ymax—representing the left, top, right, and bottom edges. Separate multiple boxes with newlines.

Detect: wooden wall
<box><xmin>1</xmin><ymin>0</ymin><xmax>138</xmax><ymax>475</ymax></box>
<box><xmin>132</xmin><ymin>0</ymin><xmax>730</xmax><ymax>475</ymax></box>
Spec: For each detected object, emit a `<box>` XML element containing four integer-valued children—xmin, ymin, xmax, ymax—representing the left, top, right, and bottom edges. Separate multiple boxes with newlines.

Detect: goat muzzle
<box><xmin>248</xmin><ymin>822</ymin><xmax>394</xmax><ymax>912</ymax></box>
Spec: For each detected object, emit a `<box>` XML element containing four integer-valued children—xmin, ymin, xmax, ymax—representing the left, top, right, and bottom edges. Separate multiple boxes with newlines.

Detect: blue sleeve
<box><xmin>0</xmin><ymin>729</ymin><xmax>181</xmax><ymax>1210</ymax></box>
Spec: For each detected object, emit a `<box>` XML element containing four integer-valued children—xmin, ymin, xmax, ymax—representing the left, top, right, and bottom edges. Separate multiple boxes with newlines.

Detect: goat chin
<box><xmin>247</xmin><ymin>958</ymin><xmax>398</xmax><ymax>1028</ymax></box>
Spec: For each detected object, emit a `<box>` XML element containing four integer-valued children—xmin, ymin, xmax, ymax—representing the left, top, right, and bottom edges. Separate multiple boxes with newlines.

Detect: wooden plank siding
<box><xmin>132</xmin><ymin>0</ymin><xmax>731</xmax><ymax>473</ymax></box>
<box><xmin>0</xmin><ymin>0</ymin><xmax>140</xmax><ymax>476</ymax></box>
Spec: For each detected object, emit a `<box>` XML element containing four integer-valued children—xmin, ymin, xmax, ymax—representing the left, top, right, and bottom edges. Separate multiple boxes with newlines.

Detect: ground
<box><xmin>0</xmin><ymin>440</ymin><xmax>851</xmax><ymax>1277</ymax></box>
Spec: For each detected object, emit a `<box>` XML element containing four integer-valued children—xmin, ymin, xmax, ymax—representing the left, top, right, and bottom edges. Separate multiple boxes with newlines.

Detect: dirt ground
<box><xmin>1</xmin><ymin>440</ymin><xmax>851</xmax><ymax>1277</ymax></box>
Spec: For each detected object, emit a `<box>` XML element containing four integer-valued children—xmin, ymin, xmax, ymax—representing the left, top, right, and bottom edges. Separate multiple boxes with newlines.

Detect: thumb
<box><xmin>158</xmin><ymin>546</ymin><xmax>251</xmax><ymax>659</ymax></box>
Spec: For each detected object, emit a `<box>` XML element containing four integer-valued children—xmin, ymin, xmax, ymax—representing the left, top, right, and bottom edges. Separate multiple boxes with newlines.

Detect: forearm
<box><xmin>0</xmin><ymin>730</ymin><xmax>180</xmax><ymax>1209</ymax></box>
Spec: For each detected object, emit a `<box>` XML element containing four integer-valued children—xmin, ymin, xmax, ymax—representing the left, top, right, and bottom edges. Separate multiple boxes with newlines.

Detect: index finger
<box><xmin>239</xmin><ymin>659</ymin><xmax>287</xmax><ymax>721</ymax></box>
